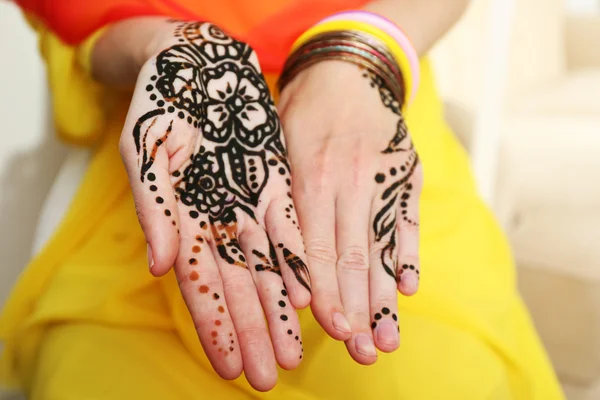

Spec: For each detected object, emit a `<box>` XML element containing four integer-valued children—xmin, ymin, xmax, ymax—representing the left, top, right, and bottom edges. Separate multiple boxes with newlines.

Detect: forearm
<box><xmin>91</xmin><ymin>17</ymin><xmax>173</xmax><ymax>87</ymax></box>
<box><xmin>364</xmin><ymin>0</ymin><xmax>470</xmax><ymax>55</ymax></box>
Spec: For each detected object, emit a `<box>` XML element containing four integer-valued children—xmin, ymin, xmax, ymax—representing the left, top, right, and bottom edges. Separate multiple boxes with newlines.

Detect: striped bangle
<box><xmin>319</xmin><ymin>11</ymin><xmax>420</xmax><ymax>104</ymax></box>
<box><xmin>279</xmin><ymin>30</ymin><xmax>405</xmax><ymax>108</ymax></box>
<box><xmin>285</xmin><ymin>15</ymin><xmax>419</xmax><ymax>107</ymax></box>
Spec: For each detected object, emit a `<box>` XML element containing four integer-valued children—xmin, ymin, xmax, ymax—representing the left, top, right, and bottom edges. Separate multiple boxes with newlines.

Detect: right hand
<box><xmin>118</xmin><ymin>20</ymin><xmax>312</xmax><ymax>391</ymax></box>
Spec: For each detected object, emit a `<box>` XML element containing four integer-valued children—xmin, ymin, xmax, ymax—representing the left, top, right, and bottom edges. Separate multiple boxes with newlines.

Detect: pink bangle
<box><xmin>318</xmin><ymin>11</ymin><xmax>420</xmax><ymax>105</ymax></box>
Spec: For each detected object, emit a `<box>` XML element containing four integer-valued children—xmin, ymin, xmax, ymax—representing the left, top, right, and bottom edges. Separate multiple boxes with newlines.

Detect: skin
<box><xmin>92</xmin><ymin>0</ymin><xmax>470</xmax><ymax>391</ymax></box>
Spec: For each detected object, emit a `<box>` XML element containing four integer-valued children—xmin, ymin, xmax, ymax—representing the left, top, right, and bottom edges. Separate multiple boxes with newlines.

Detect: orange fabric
<box><xmin>15</xmin><ymin>0</ymin><xmax>369</xmax><ymax>72</ymax></box>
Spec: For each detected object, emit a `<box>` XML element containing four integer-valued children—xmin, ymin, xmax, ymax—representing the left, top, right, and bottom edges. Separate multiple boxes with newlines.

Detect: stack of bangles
<box><xmin>278</xmin><ymin>11</ymin><xmax>420</xmax><ymax>110</ymax></box>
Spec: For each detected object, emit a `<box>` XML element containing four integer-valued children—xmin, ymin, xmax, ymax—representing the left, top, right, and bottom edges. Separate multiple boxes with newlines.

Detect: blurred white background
<box><xmin>0</xmin><ymin>1</ymin><xmax>599</xmax><ymax>399</ymax></box>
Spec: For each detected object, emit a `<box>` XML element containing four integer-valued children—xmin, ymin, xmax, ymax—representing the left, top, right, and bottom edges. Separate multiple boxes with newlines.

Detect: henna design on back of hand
<box><xmin>364</xmin><ymin>72</ymin><xmax>420</xmax><ymax>283</ymax></box>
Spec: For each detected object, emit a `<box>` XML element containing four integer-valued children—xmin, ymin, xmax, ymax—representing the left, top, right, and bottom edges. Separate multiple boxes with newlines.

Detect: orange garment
<box><xmin>15</xmin><ymin>0</ymin><xmax>369</xmax><ymax>72</ymax></box>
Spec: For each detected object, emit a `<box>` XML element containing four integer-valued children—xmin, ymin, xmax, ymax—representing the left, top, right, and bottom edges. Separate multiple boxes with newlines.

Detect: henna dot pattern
<box><xmin>198</xmin><ymin>282</ymin><xmax>233</xmax><ymax>355</ymax></box>
<box><xmin>397</xmin><ymin>263</ymin><xmax>420</xmax><ymax>283</ymax></box>
<box><xmin>284</xmin><ymin>203</ymin><xmax>301</xmax><ymax>230</ymax></box>
<box><xmin>275</xmin><ymin>282</ymin><xmax>303</xmax><ymax>357</ymax></box>
<box><xmin>371</xmin><ymin>307</ymin><xmax>399</xmax><ymax>331</ymax></box>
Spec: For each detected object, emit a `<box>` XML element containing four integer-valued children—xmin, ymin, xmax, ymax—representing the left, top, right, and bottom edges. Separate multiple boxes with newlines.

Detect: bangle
<box><xmin>279</xmin><ymin>31</ymin><xmax>405</xmax><ymax>109</ymax></box>
<box><xmin>289</xmin><ymin>18</ymin><xmax>418</xmax><ymax>106</ymax></box>
<box><xmin>286</xmin><ymin>34</ymin><xmax>403</xmax><ymax>92</ymax></box>
<box><xmin>319</xmin><ymin>11</ymin><xmax>420</xmax><ymax>103</ymax></box>
<box><xmin>296</xmin><ymin>35</ymin><xmax>402</xmax><ymax>82</ymax></box>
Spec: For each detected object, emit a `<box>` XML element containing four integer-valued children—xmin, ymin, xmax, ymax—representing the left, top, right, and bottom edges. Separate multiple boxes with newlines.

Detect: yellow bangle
<box><xmin>290</xmin><ymin>20</ymin><xmax>413</xmax><ymax>107</ymax></box>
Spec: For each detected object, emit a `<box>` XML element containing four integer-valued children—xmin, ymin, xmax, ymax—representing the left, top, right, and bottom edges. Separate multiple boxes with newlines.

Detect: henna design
<box><xmin>365</xmin><ymin>73</ymin><xmax>410</xmax><ymax>154</ymax></box>
<box><xmin>140</xmin><ymin>120</ymin><xmax>173</xmax><ymax>180</ymax></box>
<box><xmin>197</xmin><ymin>283</ymin><xmax>235</xmax><ymax>355</ymax></box>
<box><xmin>132</xmin><ymin>21</ymin><xmax>310</xmax><ymax>292</ymax></box>
<box><xmin>252</xmin><ymin>245</ymin><xmax>303</xmax><ymax>357</ymax></box>
<box><xmin>284</xmin><ymin>202</ymin><xmax>301</xmax><ymax>231</ymax></box>
<box><xmin>252</xmin><ymin>243</ymin><xmax>281</xmax><ymax>275</ymax></box>
<box><xmin>280</xmin><ymin>288</ymin><xmax>304</xmax><ymax>359</ymax></box>
<box><xmin>397</xmin><ymin>263</ymin><xmax>419</xmax><ymax>283</ymax></box>
<box><xmin>371</xmin><ymin>307</ymin><xmax>399</xmax><ymax>332</ymax></box>
<box><xmin>364</xmin><ymin>71</ymin><xmax>420</xmax><ymax>284</ymax></box>
<box><xmin>276</xmin><ymin>243</ymin><xmax>311</xmax><ymax>293</ymax></box>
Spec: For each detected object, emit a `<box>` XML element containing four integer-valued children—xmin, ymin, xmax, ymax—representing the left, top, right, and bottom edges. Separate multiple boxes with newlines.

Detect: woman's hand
<box><xmin>278</xmin><ymin>61</ymin><xmax>423</xmax><ymax>364</ymax></box>
<box><xmin>118</xmin><ymin>20</ymin><xmax>311</xmax><ymax>391</ymax></box>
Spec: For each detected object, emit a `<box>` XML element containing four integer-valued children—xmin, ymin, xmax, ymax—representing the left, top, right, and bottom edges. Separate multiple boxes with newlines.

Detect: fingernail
<box><xmin>403</xmin><ymin>273</ymin><xmax>419</xmax><ymax>292</ymax></box>
<box><xmin>376</xmin><ymin>319</ymin><xmax>399</xmax><ymax>346</ymax></box>
<box><xmin>355</xmin><ymin>334</ymin><xmax>377</xmax><ymax>357</ymax></box>
<box><xmin>147</xmin><ymin>243</ymin><xmax>154</xmax><ymax>270</ymax></box>
<box><xmin>332</xmin><ymin>312</ymin><xmax>352</xmax><ymax>334</ymax></box>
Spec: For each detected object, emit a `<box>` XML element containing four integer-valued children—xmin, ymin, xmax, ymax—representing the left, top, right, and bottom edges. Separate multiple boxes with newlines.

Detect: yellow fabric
<box><xmin>291</xmin><ymin>20</ymin><xmax>414</xmax><ymax>107</ymax></box>
<box><xmin>0</xmin><ymin>24</ymin><xmax>564</xmax><ymax>400</ymax></box>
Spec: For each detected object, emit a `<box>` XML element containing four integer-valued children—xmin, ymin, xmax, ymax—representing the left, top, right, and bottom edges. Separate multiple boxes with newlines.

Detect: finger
<box><xmin>369</xmin><ymin>173</ymin><xmax>401</xmax><ymax>352</ymax></box>
<box><xmin>210</xmin><ymin>214</ymin><xmax>278</xmax><ymax>392</ymax></box>
<box><xmin>294</xmin><ymin>186</ymin><xmax>351</xmax><ymax>341</ymax></box>
<box><xmin>120</xmin><ymin>66</ymin><xmax>197</xmax><ymax>275</ymax></box>
<box><xmin>174</xmin><ymin>212</ymin><xmax>243</xmax><ymax>380</ymax></box>
<box><xmin>369</xmin><ymin>233</ymin><xmax>401</xmax><ymax>353</ymax></box>
<box><xmin>239</xmin><ymin>226</ymin><xmax>304</xmax><ymax>370</ymax></box>
<box><xmin>264</xmin><ymin>196</ymin><xmax>311</xmax><ymax>309</ymax></box>
<box><xmin>397</xmin><ymin>162</ymin><xmax>423</xmax><ymax>295</ymax></box>
<box><xmin>336</xmin><ymin>191</ymin><xmax>378</xmax><ymax>364</ymax></box>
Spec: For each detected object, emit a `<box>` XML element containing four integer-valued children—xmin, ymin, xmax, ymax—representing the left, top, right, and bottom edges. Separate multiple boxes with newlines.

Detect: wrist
<box><xmin>92</xmin><ymin>17</ymin><xmax>180</xmax><ymax>86</ymax></box>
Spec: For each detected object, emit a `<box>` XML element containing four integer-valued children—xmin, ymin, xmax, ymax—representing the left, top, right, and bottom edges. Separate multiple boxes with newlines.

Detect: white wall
<box><xmin>568</xmin><ymin>0</ymin><xmax>600</xmax><ymax>13</ymax></box>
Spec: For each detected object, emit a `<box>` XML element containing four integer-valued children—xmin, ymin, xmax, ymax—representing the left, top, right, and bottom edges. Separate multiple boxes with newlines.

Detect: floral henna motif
<box><xmin>132</xmin><ymin>21</ymin><xmax>310</xmax><ymax>292</ymax></box>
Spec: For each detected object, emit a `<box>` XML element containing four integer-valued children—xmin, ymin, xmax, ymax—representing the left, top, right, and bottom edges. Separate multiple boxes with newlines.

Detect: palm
<box><xmin>121</xmin><ymin>21</ymin><xmax>311</xmax><ymax>391</ymax></box>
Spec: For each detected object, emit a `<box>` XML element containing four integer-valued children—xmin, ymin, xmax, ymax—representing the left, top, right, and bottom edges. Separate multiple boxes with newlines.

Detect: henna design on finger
<box><xmin>197</xmin><ymin>283</ymin><xmax>235</xmax><ymax>356</ymax></box>
<box><xmin>371</xmin><ymin>307</ymin><xmax>399</xmax><ymax>332</ymax></box>
<box><xmin>252</xmin><ymin>243</ymin><xmax>281</xmax><ymax>275</ymax></box>
<box><xmin>363</xmin><ymin>72</ymin><xmax>420</xmax><ymax>282</ymax></box>
<box><xmin>131</xmin><ymin>21</ymin><xmax>310</xmax><ymax>289</ymax></box>
<box><xmin>398</xmin><ymin>263</ymin><xmax>420</xmax><ymax>282</ymax></box>
<box><xmin>276</xmin><ymin>244</ymin><xmax>311</xmax><ymax>293</ymax></box>
<box><xmin>141</xmin><ymin>120</ymin><xmax>173</xmax><ymax>180</ymax></box>
<box><xmin>280</xmin><ymin>288</ymin><xmax>304</xmax><ymax>359</ymax></box>
<box><xmin>284</xmin><ymin>203</ymin><xmax>301</xmax><ymax>231</ymax></box>
<box><xmin>253</xmin><ymin>245</ymin><xmax>304</xmax><ymax>358</ymax></box>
